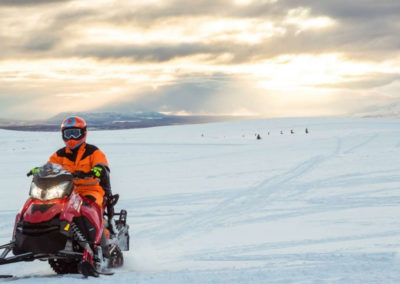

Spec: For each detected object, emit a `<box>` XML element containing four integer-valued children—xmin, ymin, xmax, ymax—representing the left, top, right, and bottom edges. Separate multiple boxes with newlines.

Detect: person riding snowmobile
<box><xmin>29</xmin><ymin>116</ymin><xmax>116</xmax><ymax>251</ymax></box>
<box><xmin>48</xmin><ymin>116</ymin><xmax>111</xmax><ymax>209</ymax></box>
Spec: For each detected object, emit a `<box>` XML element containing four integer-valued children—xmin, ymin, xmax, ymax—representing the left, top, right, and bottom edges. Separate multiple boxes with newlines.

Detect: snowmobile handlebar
<box><xmin>72</xmin><ymin>171</ymin><xmax>96</xmax><ymax>179</ymax></box>
<box><xmin>26</xmin><ymin>170</ymin><xmax>95</xmax><ymax>179</ymax></box>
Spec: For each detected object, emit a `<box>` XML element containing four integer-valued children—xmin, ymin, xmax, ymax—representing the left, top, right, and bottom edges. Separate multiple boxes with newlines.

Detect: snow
<box><xmin>1</xmin><ymin>117</ymin><xmax>400</xmax><ymax>283</ymax></box>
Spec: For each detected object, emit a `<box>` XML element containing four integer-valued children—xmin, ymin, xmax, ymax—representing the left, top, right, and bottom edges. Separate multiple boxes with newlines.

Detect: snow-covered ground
<box><xmin>1</xmin><ymin>117</ymin><xmax>400</xmax><ymax>283</ymax></box>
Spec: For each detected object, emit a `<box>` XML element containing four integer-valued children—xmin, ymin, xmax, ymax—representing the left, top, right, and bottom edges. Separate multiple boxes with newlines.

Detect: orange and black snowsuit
<box><xmin>48</xmin><ymin>143</ymin><xmax>111</xmax><ymax>208</ymax></box>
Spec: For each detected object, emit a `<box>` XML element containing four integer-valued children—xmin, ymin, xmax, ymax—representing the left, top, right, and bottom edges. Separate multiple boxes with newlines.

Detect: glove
<box><xmin>91</xmin><ymin>164</ymin><xmax>112</xmax><ymax>196</ymax></box>
<box><xmin>91</xmin><ymin>166</ymin><xmax>104</xmax><ymax>178</ymax></box>
<box><xmin>106</xmin><ymin>194</ymin><xmax>119</xmax><ymax>230</ymax></box>
<box><xmin>107</xmin><ymin>194</ymin><xmax>119</xmax><ymax>206</ymax></box>
<box><xmin>27</xmin><ymin>167</ymin><xmax>41</xmax><ymax>176</ymax></box>
<box><xmin>72</xmin><ymin>170</ymin><xmax>88</xmax><ymax>179</ymax></box>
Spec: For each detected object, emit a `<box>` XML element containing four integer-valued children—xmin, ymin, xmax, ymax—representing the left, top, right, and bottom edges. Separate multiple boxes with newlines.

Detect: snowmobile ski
<box><xmin>97</xmin><ymin>270</ymin><xmax>115</xmax><ymax>276</ymax></box>
<box><xmin>78</xmin><ymin>261</ymin><xmax>115</xmax><ymax>277</ymax></box>
<box><xmin>78</xmin><ymin>261</ymin><xmax>99</xmax><ymax>277</ymax></box>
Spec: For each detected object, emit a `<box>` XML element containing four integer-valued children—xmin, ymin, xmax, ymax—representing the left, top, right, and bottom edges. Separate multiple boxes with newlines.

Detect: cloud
<box><xmin>0</xmin><ymin>0</ymin><xmax>70</xmax><ymax>6</ymax></box>
<box><xmin>0</xmin><ymin>0</ymin><xmax>398</xmax><ymax>64</ymax></box>
<box><xmin>0</xmin><ymin>0</ymin><xmax>400</xmax><ymax>119</ymax></box>
<box><xmin>318</xmin><ymin>73</ymin><xmax>400</xmax><ymax>90</ymax></box>
<box><xmin>97</xmin><ymin>74</ymin><xmax>270</xmax><ymax>115</ymax></box>
<box><xmin>69</xmin><ymin>43</ymin><xmax>214</xmax><ymax>62</ymax></box>
<box><xmin>95</xmin><ymin>73</ymin><xmax>369</xmax><ymax>118</ymax></box>
<box><xmin>0</xmin><ymin>75</ymin><xmax>124</xmax><ymax>119</ymax></box>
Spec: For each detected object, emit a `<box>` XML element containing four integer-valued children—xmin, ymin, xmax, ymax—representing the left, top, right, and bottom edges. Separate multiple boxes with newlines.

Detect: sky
<box><xmin>0</xmin><ymin>0</ymin><xmax>399</xmax><ymax>120</ymax></box>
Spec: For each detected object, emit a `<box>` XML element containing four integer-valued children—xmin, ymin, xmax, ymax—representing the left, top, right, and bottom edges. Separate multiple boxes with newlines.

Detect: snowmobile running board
<box><xmin>0</xmin><ymin>242</ymin><xmax>14</xmax><ymax>250</ymax></box>
<box><xmin>0</xmin><ymin>246</ymin><xmax>113</xmax><ymax>278</ymax></box>
<box><xmin>0</xmin><ymin>249</ymin><xmax>83</xmax><ymax>265</ymax></box>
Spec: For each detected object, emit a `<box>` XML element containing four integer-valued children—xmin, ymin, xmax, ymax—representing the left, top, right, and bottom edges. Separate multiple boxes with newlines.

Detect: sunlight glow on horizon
<box><xmin>2</xmin><ymin>53</ymin><xmax>397</xmax><ymax>119</ymax></box>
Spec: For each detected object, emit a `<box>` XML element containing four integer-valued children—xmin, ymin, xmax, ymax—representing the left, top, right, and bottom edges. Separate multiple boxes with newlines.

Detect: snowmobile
<box><xmin>0</xmin><ymin>163</ymin><xmax>130</xmax><ymax>278</ymax></box>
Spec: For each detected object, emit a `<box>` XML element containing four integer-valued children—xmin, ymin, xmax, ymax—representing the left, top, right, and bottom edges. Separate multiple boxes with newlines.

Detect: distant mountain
<box><xmin>0</xmin><ymin>112</ymin><xmax>246</xmax><ymax>131</ymax></box>
<box><xmin>356</xmin><ymin>103</ymin><xmax>400</xmax><ymax>118</ymax></box>
<box><xmin>47</xmin><ymin>111</ymin><xmax>167</xmax><ymax>124</ymax></box>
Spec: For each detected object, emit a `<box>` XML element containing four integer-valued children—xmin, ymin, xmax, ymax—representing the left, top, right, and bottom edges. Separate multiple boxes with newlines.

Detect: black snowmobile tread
<box><xmin>49</xmin><ymin>259</ymin><xmax>79</xmax><ymax>274</ymax></box>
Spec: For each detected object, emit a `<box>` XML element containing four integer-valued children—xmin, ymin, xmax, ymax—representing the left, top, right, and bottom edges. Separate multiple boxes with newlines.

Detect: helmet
<box><xmin>61</xmin><ymin>116</ymin><xmax>87</xmax><ymax>149</ymax></box>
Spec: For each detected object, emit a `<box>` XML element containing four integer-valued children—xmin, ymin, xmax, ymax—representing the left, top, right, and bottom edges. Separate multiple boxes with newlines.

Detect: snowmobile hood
<box><xmin>23</xmin><ymin>200</ymin><xmax>66</xmax><ymax>223</ymax></box>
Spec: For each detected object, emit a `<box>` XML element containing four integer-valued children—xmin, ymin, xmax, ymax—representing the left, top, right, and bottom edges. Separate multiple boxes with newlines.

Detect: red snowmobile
<box><xmin>0</xmin><ymin>163</ymin><xmax>130</xmax><ymax>278</ymax></box>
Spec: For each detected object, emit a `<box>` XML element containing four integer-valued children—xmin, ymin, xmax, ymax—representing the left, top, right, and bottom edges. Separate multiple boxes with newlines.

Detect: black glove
<box><xmin>72</xmin><ymin>170</ymin><xmax>93</xmax><ymax>179</ymax></box>
<box><xmin>105</xmin><ymin>194</ymin><xmax>119</xmax><ymax>224</ymax></box>
<box><xmin>91</xmin><ymin>164</ymin><xmax>112</xmax><ymax>196</ymax></box>
<box><xmin>107</xmin><ymin>194</ymin><xmax>119</xmax><ymax>207</ymax></box>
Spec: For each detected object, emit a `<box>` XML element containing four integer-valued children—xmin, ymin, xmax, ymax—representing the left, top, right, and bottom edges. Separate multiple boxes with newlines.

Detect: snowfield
<box><xmin>1</xmin><ymin>117</ymin><xmax>400</xmax><ymax>283</ymax></box>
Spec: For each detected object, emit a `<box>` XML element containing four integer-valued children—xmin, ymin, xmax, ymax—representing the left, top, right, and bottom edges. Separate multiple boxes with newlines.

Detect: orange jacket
<box><xmin>48</xmin><ymin>143</ymin><xmax>109</xmax><ymax>208</ymax></box>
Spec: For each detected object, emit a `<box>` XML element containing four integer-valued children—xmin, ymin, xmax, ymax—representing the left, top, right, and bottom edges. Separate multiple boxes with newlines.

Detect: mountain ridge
<box><xmin>0</xmin><ymin>111</ymin><xmax>248</xmax><ymax>131</ymax></box>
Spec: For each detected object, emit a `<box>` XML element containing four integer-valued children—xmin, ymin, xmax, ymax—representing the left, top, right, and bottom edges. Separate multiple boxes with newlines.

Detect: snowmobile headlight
<box><xmin>30</xmin><ymin>181</ymin><xmax>71</xmax><ymax>201</ymax></box>
<box><xmin>44</xmin><ymin>182</ymin><xmax>70</xmax><ymax>201</ymax></box>
<box><xmin>29</xmin><ymin>182</ymin><xmax>43</xmax><ymax>200</ymax></box>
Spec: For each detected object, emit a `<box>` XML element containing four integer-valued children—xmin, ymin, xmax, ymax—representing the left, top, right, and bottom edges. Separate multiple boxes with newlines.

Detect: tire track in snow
<box><xmin>342</xmin><ymin>134</ymin><xmax>378</xmax><ymax>154</ymax></box>
<box><xmin>187</xmin><ymin>137</ymin><xmax>342</xmax><ymax>232</ymax></box>
<box><xmin>137</xmin><ymin>155</ymin><xmax>323</xmax><ymax>240</ymax></box>
<box><xmin>145</xmin><ymin>138</ymin><xmax>343</xmax><ymax>240</ymax></box>
<box><xmin>234</xmin><ymin>195</ymin><xmax>400</xmax><ymax>227</ymax></box>
<box><xmin>187</xmin><ymin>229</ymin><xmax>400</xmax><ymax>261</ymax></box>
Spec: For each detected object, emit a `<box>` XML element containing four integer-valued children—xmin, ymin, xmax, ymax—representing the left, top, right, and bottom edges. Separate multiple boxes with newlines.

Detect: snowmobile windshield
<box><xmin>30</xmin><ymin>181</ymin><xmax>72</xmax><ymax>201</ymax></box>
<box><xmin>29</xmin><ymin>163</ymin><xmax>74</xmax><ymax>201</ymax></box>
<box><xmin>63</xmin><ymin>128</ymin><xmax>83</xmax><ymax>140</ymax></box>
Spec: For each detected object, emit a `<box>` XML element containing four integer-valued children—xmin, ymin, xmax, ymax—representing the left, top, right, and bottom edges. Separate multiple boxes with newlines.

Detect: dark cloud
<box><xmin>0</xmin><ymin>0</ymin><xmax>399</xmax><ymax>63</ymax></box>
<box><xmin>109</xmin><ymin>0</ymin><xmax>284</xmax><ymax>23</ymax></box>
<box><xmin>69</xmin><ymin>43</ymin><xmax>218</xmax><ymax>62</ymax></box>
<box><xmin>115</xmin><ymin>0</ymin><xmax>400</xmax><ymax>62</ymax></box>
<box><xmin>107</xmin><ymin>0</ymin><xmax>400</xmax><ymax>25</ymax></box>
<box><xmin>24</xmin><ymin>34</ymin><xmax>60</xmax><ymax>52</ymax></box>
<box><xmin>59</xmin><ymin>24</ymin><xmax>398</xmax><ymax>63</ymax></box>
<box><xmin>0</xmin><ymin>0</ymin><xmax>71</xmax><ymax>6</ymax></box>
<box><xmin>317</xmin><ymin>73</ymin><xmax>400</xmax><ymax>90</ymax></box>
<box><xmin>283</xmin><ymin>0</ymin><xmax>400</xmax><ymax>20</ymax></box>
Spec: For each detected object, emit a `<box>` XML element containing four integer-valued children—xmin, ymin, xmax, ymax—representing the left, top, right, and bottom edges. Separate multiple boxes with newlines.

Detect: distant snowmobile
<box><xmin>0</xmin><ymin>163</ymin><xmax>130</xmax><ymax>278</ymax></box>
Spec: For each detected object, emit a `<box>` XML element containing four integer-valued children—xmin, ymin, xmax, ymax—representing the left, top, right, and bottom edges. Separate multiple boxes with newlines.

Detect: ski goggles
<box><xmin>63</xmin><ymin>128</ymin><xmax>84</xmax><ymax>140</ymax></box>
